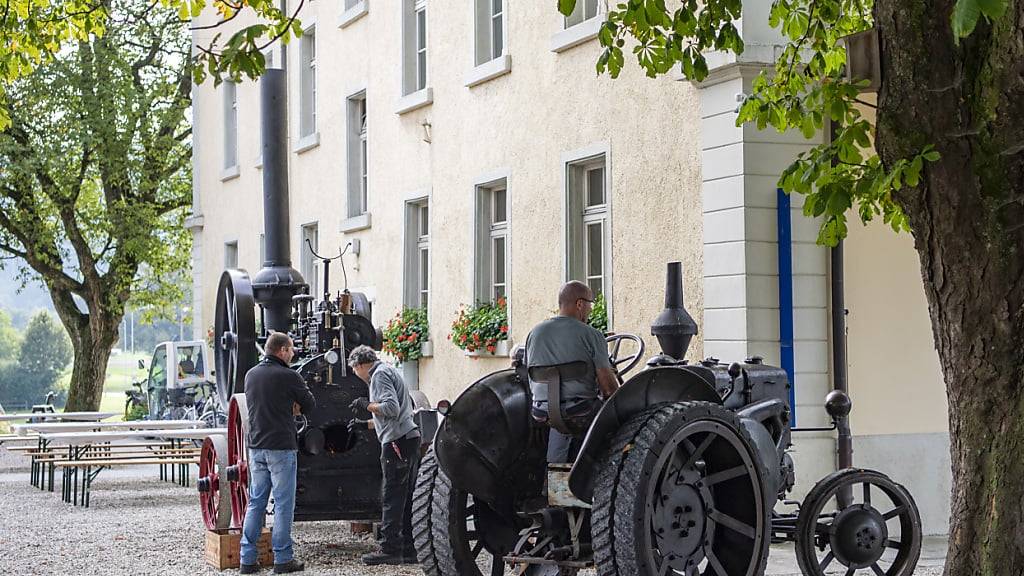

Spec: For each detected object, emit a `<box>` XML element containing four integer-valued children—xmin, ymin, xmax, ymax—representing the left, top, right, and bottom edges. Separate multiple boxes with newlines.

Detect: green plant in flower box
<box><xmin>449</xmin><ymin>297</ymin><xmax>509</xmax><ymax>354</ymax></box>
<box><xmin>382</xmin><ymin>306</ymin><xmax>429</xmax><ymax>364</ymax></box>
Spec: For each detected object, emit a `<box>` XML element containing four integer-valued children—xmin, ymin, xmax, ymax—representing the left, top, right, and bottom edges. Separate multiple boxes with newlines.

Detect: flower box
<box><xmin>465</xmin><ymin>339</ymin><xmax>510</xmax><ymax>358</ymax></box>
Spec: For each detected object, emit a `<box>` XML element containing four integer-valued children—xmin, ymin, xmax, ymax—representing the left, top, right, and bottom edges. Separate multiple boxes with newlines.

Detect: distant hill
<box><xmin>0</xmin><ymin>264</ymin><xmax>56</xmax><ymax>329</ymax></box>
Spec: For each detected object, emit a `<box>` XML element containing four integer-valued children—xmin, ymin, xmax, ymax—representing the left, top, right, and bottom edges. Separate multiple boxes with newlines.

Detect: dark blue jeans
<box><xmin>241</xmin><ymin>449</ymin><xmax>297</xmax><ymax>565</ymax></box>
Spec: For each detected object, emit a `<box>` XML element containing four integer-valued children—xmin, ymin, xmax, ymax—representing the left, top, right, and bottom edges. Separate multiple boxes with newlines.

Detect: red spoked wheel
<box><xmin>197</xmin><ymin>434</ymin><xmax>232</xmax><ymax>530</ymax></box>
<box><xmin>226</xmin><ymin>394</ymin><xmax>250</xmax><ymax>528</ymax></box>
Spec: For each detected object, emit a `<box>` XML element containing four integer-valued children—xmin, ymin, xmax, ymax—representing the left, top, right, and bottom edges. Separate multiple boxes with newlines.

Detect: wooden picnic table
<box><xmin>12</xmin><ymin>419</ymin><xmax>205</xmax><ymax>436</ymax></box>
<box><xmin>34</xmin><ymin>428</ymin><xmax>227</xmax><ymax>507</ymax></box>
<box><xmin>0</xmin><ymin>411</ymin><xmax>118</xmax><ymax>422</ymax></box>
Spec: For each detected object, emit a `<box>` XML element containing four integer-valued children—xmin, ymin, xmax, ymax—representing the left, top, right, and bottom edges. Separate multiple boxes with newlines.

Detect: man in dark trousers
<box><xmin>347</xmin><ymin>345</ymin><xmax>421</xmax><ymax>565</ymax></box>
<box><xmin>239</xmin><ymin>332</ymin><xmax>315</xmax><ymax>574</ymax></box>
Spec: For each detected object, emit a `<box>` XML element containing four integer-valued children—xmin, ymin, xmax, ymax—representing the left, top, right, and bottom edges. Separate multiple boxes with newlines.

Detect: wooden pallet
<box><xmin>205</xmin><ymin>528</ymin><xmax>273</xmax><ymax>570</ymax></box>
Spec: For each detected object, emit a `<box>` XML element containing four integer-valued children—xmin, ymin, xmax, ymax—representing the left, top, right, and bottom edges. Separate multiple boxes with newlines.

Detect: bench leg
<box><xmin>48</xmin><ymin>461</ymin><xmax>55</xmax><ymax>492</ymax></box>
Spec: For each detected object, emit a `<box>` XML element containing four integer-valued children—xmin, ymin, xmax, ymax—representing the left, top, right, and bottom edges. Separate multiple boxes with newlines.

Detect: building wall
<box><xmin>192</xmin><ymin>1</ymin><xmax>706</xmax><ymax>405</ymax></box>
<box><xmin>191</xmin><ymin>0</ymin><xmax>952</xmax><ymax>533</ymax></box>
<box><xmin>845</xmin><ymin>218</ymin><xmax>950</xmax><ymax>534</ymax></box>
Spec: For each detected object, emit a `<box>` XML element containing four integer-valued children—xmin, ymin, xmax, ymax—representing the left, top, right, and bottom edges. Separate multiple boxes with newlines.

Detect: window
<box><xmin>346</xmin><ymin>93</ymin><xmax>368</xmax><ymax>217</ymax></box>
<box><xmin>344</xmin><ymin>0</ymin><xmax>361</xmax><ymax>7</ymax></box>
<box><xmin>223</xmin><ymin>81</ymin><xmax>238</xmax><ymax>169</ymax></box>
<box><xmin>300</xmin><ymin>223</ymin><xmax>319</xmax><ymax>296</ymax></box>
<box><xmin>564</xmin><ymin>0</ymin><xmax>598</xmax><ymax>28</ymax></box>
<box><xmin>404</xmin><ymin>199</ymin><xmax>429</xmax><ymax>307</ymax></box>
<box><xmin>566</xmin><ymin>155</ymin><xmax>610</xmax><ymax>300</ymax></box>
<box><xmin>474</xmin><ymin>0</ymin><xmax>504</xmax><ymax>66</ymax></box>
<box><xmin>299</xmin><ymin>27</ymin><xmax>316</xmax><ymax>138</ymax></box>
<box><xmin>475</xmin><ymin>181</ymin><xmax>508</xmax><ymax>302</ymax></box>
<box><xmin>224</xmin><ymin>241</ymin><xmax>238</xmax><ymax>269</ymax></box>
<box><xmin>402</xmin><ymin>0</ymin><xmax>428</xmax><ymax>95</ymax></box>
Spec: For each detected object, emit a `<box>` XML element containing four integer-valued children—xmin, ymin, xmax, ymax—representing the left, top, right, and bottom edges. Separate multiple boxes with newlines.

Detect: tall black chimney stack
<box><xmin>251</xmin><ymin>69</ymin><xmax>306</xmax><ymax>333</ymax></box>
<box><xmin>651</xmin><ymin>262</ymin><xmax>698</xmax><ymax>360</ymax></box>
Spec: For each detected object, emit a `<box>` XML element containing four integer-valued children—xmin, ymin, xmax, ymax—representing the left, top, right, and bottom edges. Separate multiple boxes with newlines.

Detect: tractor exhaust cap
<box><xmin>650</xmin><ymin>262</ymin><xmax>698</xmax><ymax>361</ymax></box>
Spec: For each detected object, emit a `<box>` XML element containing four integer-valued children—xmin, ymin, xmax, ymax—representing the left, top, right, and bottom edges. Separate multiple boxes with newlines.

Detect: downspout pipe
<box><xmin>829</xmin><ymin>120</ymin><xmax>854</xmax><ymax>471</ymax></box>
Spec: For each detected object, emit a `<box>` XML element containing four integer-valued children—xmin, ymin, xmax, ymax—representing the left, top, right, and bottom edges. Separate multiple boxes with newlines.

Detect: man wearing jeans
<box><xmin>348</xmin><ymin>345</ymin><xmax>421</xmax><ymax>566</ymax></box>
<box><xmin>239</xmin><ymin>332</ymin><xmax>315</xmax><ymax>574</ymax></box>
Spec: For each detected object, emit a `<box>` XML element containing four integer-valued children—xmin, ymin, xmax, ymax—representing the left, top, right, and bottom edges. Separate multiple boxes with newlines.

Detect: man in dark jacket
<box><xmin>239</xmin><ymin>332</ymin><xmax>315</xmax><ymax>574</ymax></box>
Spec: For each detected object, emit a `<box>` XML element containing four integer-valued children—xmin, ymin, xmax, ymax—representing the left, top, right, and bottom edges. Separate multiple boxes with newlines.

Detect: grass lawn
<box><xmin>48</xmin><ymin>351</ymin><xmax>150</xmax><ymax>422</ymax></box>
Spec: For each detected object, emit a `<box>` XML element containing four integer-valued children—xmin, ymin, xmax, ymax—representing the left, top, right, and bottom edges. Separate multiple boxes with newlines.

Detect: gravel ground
<box><xmin>0</xmin><ymin>446</ymin><xmax>946</xmax><ymax>576</ymax></box>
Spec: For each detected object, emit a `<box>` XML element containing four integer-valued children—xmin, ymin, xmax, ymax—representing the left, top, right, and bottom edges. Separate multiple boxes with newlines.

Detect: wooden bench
<box><xmin>54</xmin><ymin>456</ymin><xmax>201</xmax><ymax>507</ymax></box>
<box><xmin>25</xmin><ymin>441</ymin><xmax>190</xmax><ymax>491</ymax></box>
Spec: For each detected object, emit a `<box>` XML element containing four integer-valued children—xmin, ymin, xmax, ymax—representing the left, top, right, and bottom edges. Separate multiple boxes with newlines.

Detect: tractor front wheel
<box><xmin>591</xmin><ymin>401</ymin><xmax>771</xmax><ymax>576</ymax></box>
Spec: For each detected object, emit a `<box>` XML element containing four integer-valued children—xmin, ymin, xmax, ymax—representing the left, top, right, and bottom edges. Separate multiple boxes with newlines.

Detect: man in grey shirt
<box><xmin>348</xmin><ymin>345</ymin><xmax>421</xmax><ymax>566</ymax></box>
<box><xmin>526</xmin><ymin>281</ymin><xmax>619</xmax><ymax>463</ymax></box>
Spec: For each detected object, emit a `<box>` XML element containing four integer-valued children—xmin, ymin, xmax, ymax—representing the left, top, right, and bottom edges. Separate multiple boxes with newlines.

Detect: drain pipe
<box><xmin>829</xmin><ymin>120</ymin><xmax>854</xmax><ymax>471</ymax></box>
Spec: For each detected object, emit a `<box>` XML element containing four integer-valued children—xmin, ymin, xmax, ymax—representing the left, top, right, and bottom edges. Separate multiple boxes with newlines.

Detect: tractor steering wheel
<box><xmin>606</xmin><ymin>333</ymin><xmax>645</xmax><ymax>380</ymax></box>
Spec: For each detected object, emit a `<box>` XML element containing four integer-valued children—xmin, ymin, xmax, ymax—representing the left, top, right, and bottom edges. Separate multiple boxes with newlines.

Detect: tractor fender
<box><xmin>568</xmin><ymin>365</ymin><xmax>722</xmax><ymax>503</ymax></box>
<box><xmin>434</xmin><ymin>369</ymin><xmax>535</xmax><ymax>505</ymax></box>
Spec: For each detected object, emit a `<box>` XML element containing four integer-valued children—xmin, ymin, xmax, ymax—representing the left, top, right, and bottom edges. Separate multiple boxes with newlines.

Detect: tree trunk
<box><xmin>63</xmin><ymin>326</ymin><xmax>119</xmax><ymax>412</ymax></box>
<box><xmin>875</xmin><ymin>2</ymin><xmax>1024</xmax><ymax>575</ymax></box>
<box><xmin>47</xmin><ymin>284</ymin><xmax>124</xmax><ymax>412</ymax></box>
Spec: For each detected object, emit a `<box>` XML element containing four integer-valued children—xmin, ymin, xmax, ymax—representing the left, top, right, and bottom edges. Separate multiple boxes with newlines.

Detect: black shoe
<box><xmin>239</xmin><ymin>564</ymin><xmax>260</xmax><ymax>574</ymax></box>
<box><xmin>361</xmin><ymin>550</ymin><xmax>405</xmax><ymax>565</ymax></box>
<box><xmin>273</xmin><ymin>559</ymin><xmax>305</xmax><ymax>574</ymax></box>
<box><xmin>402</xmin><ymin>550</ymin><xmax>419</xmax><ymax>564</ymax></box>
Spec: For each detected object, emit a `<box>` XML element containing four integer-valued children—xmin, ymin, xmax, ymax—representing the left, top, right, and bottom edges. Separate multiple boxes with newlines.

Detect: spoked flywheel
<box><xmin>413</xmin><ymin>448</ymin><xmax>519</xmax><ymax>576</ymax></box>
<box><xmin>225</xmin><ymin>394</ymin><xmax>251</xmax><ymax>528</ymax></box>
<box><xmin>592</xmin><ymin>401</ymin><xmax>771</xmax><ymax>576</ymax></box>
<box><xmin>214</xmin><ymin>269</ymin><xmax>258</xmax><ymax>408</ymax></box>
<box><xmin>795</xmin><ymin>468</ymin><xmax>921</xmax><ymax>576</ymax></box>
<box><xmin>197</xmin><ymin>434</ymin><xmax>232</xmax><ymax>530</ymax></box>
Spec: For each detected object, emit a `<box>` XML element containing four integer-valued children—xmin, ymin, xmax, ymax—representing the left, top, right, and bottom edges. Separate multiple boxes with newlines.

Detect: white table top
<box><xmin>39</xmin><ymin>428</ymin><xmax>227</xmax><ymax>445</ymax></box>
<box><xmin>13</xmin><ymin>420</ymin><xmax>204</xmax><ymax>436</ymax></box>
<box><xmin>0</xmin><ymin>411</ymin><xmax>118</xmax><ymax>422</ymax></box>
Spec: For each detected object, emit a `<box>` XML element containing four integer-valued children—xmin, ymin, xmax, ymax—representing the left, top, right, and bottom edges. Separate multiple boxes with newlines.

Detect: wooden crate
<box><xmin>204</xmin><ymin>528</ymin><xmax>273</xmax><ymax>570</ymax></box>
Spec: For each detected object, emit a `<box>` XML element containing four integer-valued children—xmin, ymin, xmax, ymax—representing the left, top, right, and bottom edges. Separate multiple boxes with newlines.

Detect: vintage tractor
<box><xmin>413</xmin><ymin>262</ymin><xmax>922</xmax><ymax>576</ymax></box>
<box><xmin>196</xmin><ymin>69</ymin><xmax>436</xmax><ymax>531</ymax></box>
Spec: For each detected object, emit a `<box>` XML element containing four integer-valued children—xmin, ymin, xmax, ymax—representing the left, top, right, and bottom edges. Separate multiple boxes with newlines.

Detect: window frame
<box><xmin>563</xmin><ymin>146</ymin><xmax>612</xmax><ymax>326</ymax></box>
<box><xmin>346</xmin><ymin>90</ymin><xmax>368</xmax><ymax>218</ymax></box>
<box><xmin>222</xmin><ymin>81</ymin><xmax>238</xmax><ymax>170</ymax></box>
<box><xmin>473</xmin><ymin>0</ymin><xmax>505</xmax><ymax>66</ymax></box>
<box><xmin>300</xmin><ymin>222</ymin><xmax>320</xmax><ymax>297</ymax></box>
<box><xmin>403</xmin><ymin>195</ymin><xmax>431</xmax><ymax>308</ymax></box>
<box><xmin>224</xmin><ymin>241</ymin><xmax>239</xmax><ymax>269</ymax></box>
<box><xmin>299</xmin><ymin>26</ymin><xmax>317</xmax><ymax>139</ymax></box>
<box><xmin>474</xmin><ymin>175</ymin><xmax>510</xmax><ymax>304</ymax></box>
<box><xmin>564</xmin><ymin>0</ymin><xmax>598</xmax><ymax>28</ymax></box>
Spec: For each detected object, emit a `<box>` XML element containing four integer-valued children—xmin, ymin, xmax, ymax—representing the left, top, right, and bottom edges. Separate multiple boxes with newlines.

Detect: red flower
<box><xmin>486</xmin><ymin>345</ymin><xmax>496</xmax><ymax>353</ymax></box>
<box><xmin>500</xmin><ymin>325</ymin><xmax>508</xmax><ymax>333</ymax></box>
<box><xmin>496</xmin><ymin>297</ymin><xmax>507</xmax><ymax>307</ymax></box>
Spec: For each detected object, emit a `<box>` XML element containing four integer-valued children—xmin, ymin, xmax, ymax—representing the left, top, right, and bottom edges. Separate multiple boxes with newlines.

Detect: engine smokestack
<box><xmin>251</xmin><ymin>69</ymin><xmax>306</xmax><ymax>333</ymax></box>
<box><xmin>651</xmin><ymin>262</ymin><xmax>698</xmax><ymax>360</ymax></box>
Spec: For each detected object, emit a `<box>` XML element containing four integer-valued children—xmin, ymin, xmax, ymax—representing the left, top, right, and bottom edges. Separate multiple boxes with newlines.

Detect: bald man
<box><xmin>525</xmin><ymin>281</ymin><xmax>619</xmax><ymax>463</ymax></box>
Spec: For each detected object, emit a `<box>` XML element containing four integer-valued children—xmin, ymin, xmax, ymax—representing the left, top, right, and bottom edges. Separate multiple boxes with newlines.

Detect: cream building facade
<box><xmin>190</xmin><ymin>0</ymin><xmax>951</xmax><ymax>534</ymax></box>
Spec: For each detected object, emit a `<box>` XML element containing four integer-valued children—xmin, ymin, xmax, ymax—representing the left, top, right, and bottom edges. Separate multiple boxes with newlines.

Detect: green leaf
<box><xmin>952</xmin><ymin>0</ymin><xmax>982</xmax><ymax>39</ymax></box>
<box><xmin>558</xmin><ymin>0</ymin><xmax>577</xmax><ymax>17</ymax></box>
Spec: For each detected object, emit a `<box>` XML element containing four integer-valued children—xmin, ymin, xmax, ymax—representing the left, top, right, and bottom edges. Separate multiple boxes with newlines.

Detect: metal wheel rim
<box><xmin>452</xmin><ymin>491</ymin><xmax>508</xmax><ymax>576</ymax></box>
<box><xmin>214</xmin><ymin>270</ymin><xmax>257</xmax><ymax>408</ymax></box>
<box><xmin>227</xmin><ymin>395</ymin><xmax>250</xmax><ymax>528</ymax></box>
<box><xmin>642</xmin><ymin>419</ymin><xmax>766</xmax><ymax>576</ymax></box>
<box><xmin>801</xmin><ymin>475</ymin><xmax>918</xmax><ymax>575</ymax></box>
<box><xmin>199</xmin><ymin>434</ymin><xmax>231</xmax><ymax>530</ymax></box>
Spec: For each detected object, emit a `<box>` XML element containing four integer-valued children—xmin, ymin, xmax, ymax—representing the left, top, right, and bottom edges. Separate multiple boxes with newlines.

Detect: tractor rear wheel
<box><xmin>413</xmin><ymin>448</ymin><xmax>517</xmax><ymax>576</ymax></box>
<box><xmin>592</xmin><ymin>401</ymin><xmax>771</xmax><ymax>576</ymax></box>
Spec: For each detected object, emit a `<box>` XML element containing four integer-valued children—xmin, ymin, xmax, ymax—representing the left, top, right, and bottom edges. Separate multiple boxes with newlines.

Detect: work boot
<box><xmin>361</xmin><ymin>549</ymin><xmax>405</xmax><ymax>565</ymax></box>
<box><xmin>239</xmin><ymin>564</ymin><xmax>260</xmax><ymax>574</ymax></box>
<box><xmin>402</xmin><ymin>548</ymin><xmax>419</xmax><ymax>565</ymax></box>
<box><xmin>273</xmin><ymin>559</ymin><xmax>305</xmax><ymax>574</ymax></box>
